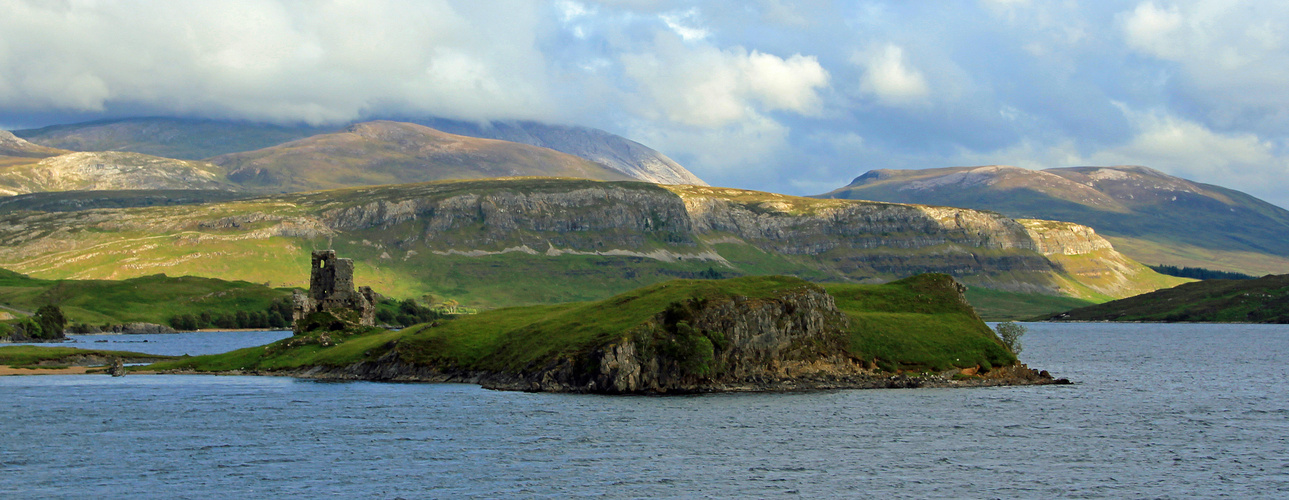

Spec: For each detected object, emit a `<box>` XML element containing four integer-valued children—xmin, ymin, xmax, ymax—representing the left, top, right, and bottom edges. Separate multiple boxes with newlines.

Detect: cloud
<box><xmin>620</xmin><ymin>33</ymin><xmax>828</xmax><ymax>127</ymax></box>
<box><xmin>1121</xmin><ymin>2</ymin><xmax>1184</xmax><ymax>59</ymax></box>
<box><xmin>1088</xmin><ymin>105</ymin><xmax>1289</xmax><ymax>201</ymax></box>
<box><xmin>945</xmin><ymin>104</ymin><xmax>1289</xmax><ymax>207</ymax></box>
<box><xmin>1118</xmin><ymin>1</ymin><xmax>1289</xmax><ymax>132</ymax></box>
<box><xmin>0</xmin><ymin>0</ymin><xmax>558</xmax><ymax>125</ymax></box>
<box><xmin>853</xmin><ymin>44</ymin><xmax>930</xmax><ymax>106</ymax></box>
<box><xmin>659</xmin><ymin>8</ymin><xmax>710</xmax><ymax>42</ymax></box>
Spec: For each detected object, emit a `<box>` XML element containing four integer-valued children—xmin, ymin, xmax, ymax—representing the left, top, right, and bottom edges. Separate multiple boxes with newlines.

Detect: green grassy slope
<box><xmin>1050</xmin><ymin>274</ymin><xmax>1289</xmax><ymax>323</ymax></box>
<box><xmin>152</xmin><ymin>274</ymin><xmax>1015</xmax><ymax>375</ymax></box>
<box><xmin>825</xmin><ymin>274</ymin><xmax>1015</xmax><ymax>370</ymax></box>
<box><xmin>0</xmin><ymin>269</ymin><xmax>291</xmax><ymax>325</ymax></box>
<box><xmin>964</xmin><ymin>287</ymin><xmax>1097</xmax><ymax>321</ymax></box>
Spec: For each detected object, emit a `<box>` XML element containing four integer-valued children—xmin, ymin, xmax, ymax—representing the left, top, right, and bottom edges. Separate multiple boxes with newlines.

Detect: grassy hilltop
<box><xmin>152</xmin><ymin>275</ymin><xmax>1018</xmax><ymax>387</ymax></box>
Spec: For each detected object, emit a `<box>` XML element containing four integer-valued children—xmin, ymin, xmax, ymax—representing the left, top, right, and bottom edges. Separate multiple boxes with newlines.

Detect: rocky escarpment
<box><xmin>308</xmin><ymin>180</ymin><xmax>1138</xmax><ymax>294</ymax></box>
<box><xmin>321</xmin><ymin>183</ymin><xmax>698</xmax><ymax>252</ymax></box>
<box><xmin>1018</xmin><ymin>219</ymin><xmax>1115</xmax><ymax>256</ymax></box>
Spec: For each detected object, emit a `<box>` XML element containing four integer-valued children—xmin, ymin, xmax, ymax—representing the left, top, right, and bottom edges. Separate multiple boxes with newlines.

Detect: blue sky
<box><xmin>3</xmin><ymin>0</ymin><xmax>1289</xmax><ymax>208</ymax></box>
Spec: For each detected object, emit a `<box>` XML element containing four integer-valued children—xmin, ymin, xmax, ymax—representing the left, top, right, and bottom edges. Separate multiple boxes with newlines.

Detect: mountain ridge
<box><xmin>12</xmin><ymin>116</ymin><xmax>705</xmax><ymax>185</ymax></box>
<box><xmin>820</xmin><ymin>165</ymin><xmax>1289</xmax><ymax>275</ymax></box>
<box><xmin>208</xmin><ymin>120</ymin><xmax>634</xmax><ymax>192</ymax></box>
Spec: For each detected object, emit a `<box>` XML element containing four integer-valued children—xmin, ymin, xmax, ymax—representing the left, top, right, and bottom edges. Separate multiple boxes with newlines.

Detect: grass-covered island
<box><xmin>148</xmin><ymin>274</ymin><xmax>1065</xmax><ymax>394</ymax></box>
<box><xmin>1046</xmin><ymin>273</ymin><xmax>1289</xmax><ymax>323</ymax></box>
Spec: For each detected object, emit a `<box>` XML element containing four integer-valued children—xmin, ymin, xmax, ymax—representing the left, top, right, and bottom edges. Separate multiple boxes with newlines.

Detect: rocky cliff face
<box><xmin>311</xmin><ymin>182</ymin><xmax>1127</xmax><ymax>291</ymax></box>
<box><xmin>1018</xmin><ymin>219</ymin><xmax>1115</xmax><ymax>256</ymax></box>
<box><xmin>567</xmin><ymin>286</ymin><xmax>855</xmax><ymax>393</ymax></box>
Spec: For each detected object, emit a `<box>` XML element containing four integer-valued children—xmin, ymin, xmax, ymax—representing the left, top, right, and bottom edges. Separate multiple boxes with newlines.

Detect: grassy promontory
<box><xmin>151</xmin><ymin>274</ymin><xmax>1056</xmax><ymax>393</ymax></box>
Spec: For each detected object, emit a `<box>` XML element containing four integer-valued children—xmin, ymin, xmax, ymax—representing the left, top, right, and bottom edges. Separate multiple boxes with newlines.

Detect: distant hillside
<box><xmin>208</xmin><ymin>121</ymin><xmax>633</xmax><ymax>192</ymax></box>
<box><xmin>12</xmin><ymin>117</ymin><xmax>706</xmax><ymax>185</ymax></box>
<box><xmin>411</xmin><ymin>117</ymin><xmax>706</xmax><ymax>185</ymax></box>
<box><xmin>0</xmin><ymin>178</ymin><xmax>1184</xmax><ymax>313</ymax></box>
<box><xmin>0</xmin><ymin>130</ymin><xmax>68</xmax><ymax>159</ymax></box>
<box><xmin>12</xmin><ymin>118</ymin><xmax>335</xmax><ymax>160</ymax></box>
<box><xmin>0</xmin><ymin>189</ymin><xmax>251</xmax><ymax>213</ymax></box>
<box><xmin>0</xmin><ymin>151</ymin><xmax>235</xmax><ymax>196</ymax></box>
<box><xmin>819</xmin><ymin>165</ymin><xmax>1289</xmax><ymax>276</ymax></box>
<box><xmin>1048</xmin><ymin>274</ymin><xmax>1289</xmax><ymax>323</ymax></box>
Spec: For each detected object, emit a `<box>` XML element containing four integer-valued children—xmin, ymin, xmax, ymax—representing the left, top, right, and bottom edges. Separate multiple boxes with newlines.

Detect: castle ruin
<box><xmin>292</xmin><ymin>250</ymin><xmax>377</xmax><ymax>331</ymax></box>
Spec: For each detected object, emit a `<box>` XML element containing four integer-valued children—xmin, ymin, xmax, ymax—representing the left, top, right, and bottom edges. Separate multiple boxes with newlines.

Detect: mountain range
<box><xmin>820</xmin><ymin>165</ymin><xmax>1289</xmax><ymax>276</ymax></box>
<box><xmin>12</xmin><ymin>116</ymin><xmax>702</xmax><ymax>186</ymax></box>
<box><xmin>209</xmin><ymin>121</ymin><xmax>632</xmax><ymax>192</ymax></box>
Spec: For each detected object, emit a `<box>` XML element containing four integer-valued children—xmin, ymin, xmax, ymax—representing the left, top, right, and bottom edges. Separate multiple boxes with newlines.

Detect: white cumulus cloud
<box><xmin>854</xmin><ymin>44</ymin><xmax>930</xmax><ymax>106</ymax></box>
<box><xmin>621</xmin><ymin>34</ymin><xmax>828</xmax><ymax>128</ymax></box>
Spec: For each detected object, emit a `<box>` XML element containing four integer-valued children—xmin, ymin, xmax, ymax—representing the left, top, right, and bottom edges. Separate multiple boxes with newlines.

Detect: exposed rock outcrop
<box><xmin>109</xmin><ymin>323</ymin><xmax>177</xmax><ymax>334</ymax></box>
<box><xmin>523</xmin><ymin>286</ymin><xmax>856</xmax><ymax>393</ymax></box>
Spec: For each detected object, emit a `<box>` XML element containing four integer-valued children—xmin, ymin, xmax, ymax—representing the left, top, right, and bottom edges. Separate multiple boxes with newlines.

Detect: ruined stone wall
<box><xmin>294</xmin><ymin>250</ymin><xmax>375</xmax><ymax>331</ymax></box>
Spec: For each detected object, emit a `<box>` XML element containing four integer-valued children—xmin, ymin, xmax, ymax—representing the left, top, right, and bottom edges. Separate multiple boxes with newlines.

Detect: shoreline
<box><xmin>145</xmin><ymin>362</ymin><xmax>1070</xmax><ymax>393</ymax></box>
<box><xmin>0</xmin><ymin>365</ymin><xmax>96</xmax><ymax>376</ymax></box>
<box><xmin>5</xmin><ymin>362</ymin><xmax>1071</xmax><ymax>393</ymax></box>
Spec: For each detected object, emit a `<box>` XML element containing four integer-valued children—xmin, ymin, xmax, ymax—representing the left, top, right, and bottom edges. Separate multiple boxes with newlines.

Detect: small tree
<box><xmin>34</xmin><ymin>304</ymin><xmax>67</xmax><ymax>340</ymax></box>
<box><xmin>995</xmin><ymin>321</ymin><xmax>1026</xmax><ymax>355</ymax></box>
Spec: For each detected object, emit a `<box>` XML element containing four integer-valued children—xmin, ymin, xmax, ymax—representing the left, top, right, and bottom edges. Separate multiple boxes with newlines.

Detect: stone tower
<box><xmin>292</xmin><ymin>250</ymin><xmax>377</xmax><ymax>331</ymax></box>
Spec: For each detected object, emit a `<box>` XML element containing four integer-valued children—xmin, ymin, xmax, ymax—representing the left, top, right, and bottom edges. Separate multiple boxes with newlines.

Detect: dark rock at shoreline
<box><xmin>107</xmin><ymin>358</ymin><xmax>127</xmax><ymax>377</ymax></box>
<box><xmin>108</xmin><ymin>323</ymin><xmax>177</xmax><ymax>335</ymax></box>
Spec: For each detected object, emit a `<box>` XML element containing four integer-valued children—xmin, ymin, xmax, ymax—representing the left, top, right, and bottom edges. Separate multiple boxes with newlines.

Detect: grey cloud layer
<box><xmin>2</xmin><ymin>0</ymin><xmax>1288</xmax><ymax>208</ymax></box>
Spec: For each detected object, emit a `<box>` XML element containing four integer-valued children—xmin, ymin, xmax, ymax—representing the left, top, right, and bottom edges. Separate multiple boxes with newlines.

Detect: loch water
<box><xmin>2</xmin><ymin>323</ymin><xmax>1288</xmax><ymax>498</ymax></box>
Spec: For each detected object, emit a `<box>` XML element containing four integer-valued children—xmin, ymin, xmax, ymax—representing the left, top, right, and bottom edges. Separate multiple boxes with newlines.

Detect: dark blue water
<box><xmin>2</xmin><ymin>323</ymin><xmax>1288</xmax><ymax>498</ymax></box>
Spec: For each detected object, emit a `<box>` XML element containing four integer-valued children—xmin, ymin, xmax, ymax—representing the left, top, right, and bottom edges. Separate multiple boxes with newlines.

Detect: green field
<box><xmin>0</xmin><ymin>268</ymin><xmax>292</xmax><ymax>325</ymax></box>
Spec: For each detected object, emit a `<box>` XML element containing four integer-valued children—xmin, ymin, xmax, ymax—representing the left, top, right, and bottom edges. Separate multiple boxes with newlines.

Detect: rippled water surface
<box><xmin>2</xmin><ymin>323</ymin><xmax>1288</xmax><ymax>498</ymax></box>
<box><xmin>9</xmin><ymin>330</ymin><xmax>294</xmax><ymax>356</ymax></box>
